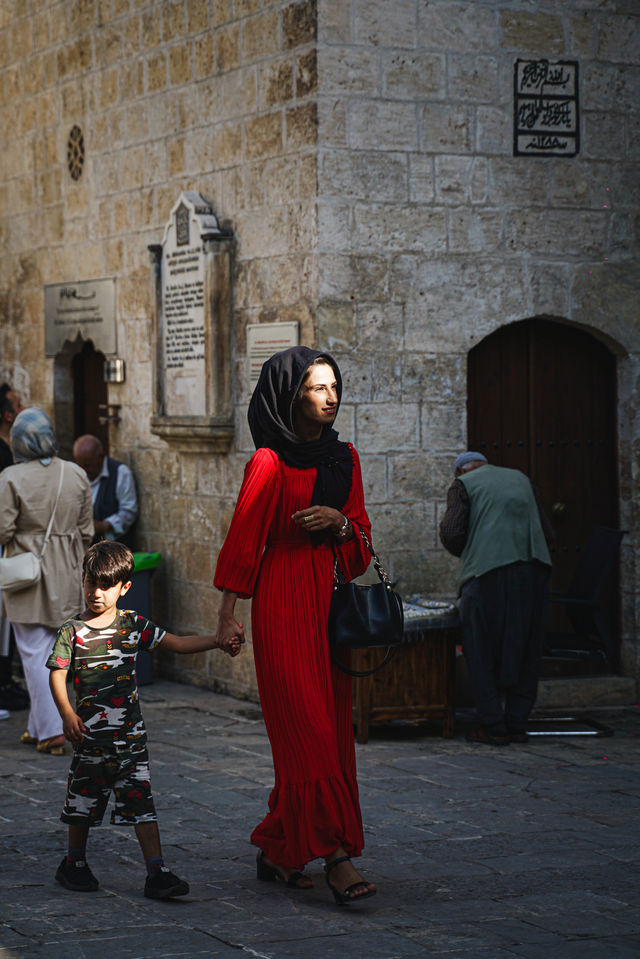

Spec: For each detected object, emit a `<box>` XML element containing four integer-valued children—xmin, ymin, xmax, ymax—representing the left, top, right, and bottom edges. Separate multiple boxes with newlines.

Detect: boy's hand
<box><xmin>162</xmin><ymin>627</ymin><xmax>245</xmax><ymax>655</ymax></box>
<box><xmin>62</xmin><ymin>711</ymin><xmax>89</xmax><ymax>744</ymax></box>
<box><xmin>219</xmin><ymin>633</ymin><xmax>244</xmax><ymax>657</ymax></box>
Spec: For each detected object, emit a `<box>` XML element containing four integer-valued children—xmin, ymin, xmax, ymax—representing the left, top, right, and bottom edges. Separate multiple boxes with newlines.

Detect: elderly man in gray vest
<box><xmin>72</xmin><ymin>435</ymin><xmax>138</xmax><ymax>548</ymax></box>
<box><xmin>440</xmin><ymin>452</ymin><xmax>553</xmax><ymax>746</ymax></box>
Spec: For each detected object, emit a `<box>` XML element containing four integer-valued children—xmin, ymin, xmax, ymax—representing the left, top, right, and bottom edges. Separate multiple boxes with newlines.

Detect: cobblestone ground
<box><xmin>1</xmin><ymin>680</ymin><xmax>639</xmax><ymax>959</ymax></box>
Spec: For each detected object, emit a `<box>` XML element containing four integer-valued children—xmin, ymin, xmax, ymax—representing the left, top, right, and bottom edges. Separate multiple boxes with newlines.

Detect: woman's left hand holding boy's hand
<box><xmin>218</xmin><ymin>634</ymin><xmax>244</xmax><ymax>657</ymax></box>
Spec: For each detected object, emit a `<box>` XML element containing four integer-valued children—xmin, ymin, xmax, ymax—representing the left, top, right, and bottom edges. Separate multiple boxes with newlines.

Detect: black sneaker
<box><xmin>144</xmin><ymin>866</ymin><xmax>189</xmax><ymax>899</ymax></box>
<box><xmin>55</xmin><ymin>857</ymin><xmax>99</xmax><ymax>892</ymax></box>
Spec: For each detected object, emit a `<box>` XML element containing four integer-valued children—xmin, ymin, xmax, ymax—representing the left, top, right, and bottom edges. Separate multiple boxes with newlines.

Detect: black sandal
<box><xmin>324</xmin><ymin>856</ymin><xmax>376</xmax><ymax>905</ymax></box>
<box><xmin>256</xmin><ymin>851</ymin><xmax>311</xmax><ymax>889</ymax></box>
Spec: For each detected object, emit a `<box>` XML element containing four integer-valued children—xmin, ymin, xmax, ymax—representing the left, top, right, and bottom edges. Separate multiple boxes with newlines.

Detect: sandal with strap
<box><xmin>324</xmin><ymin>856</ymin><xmax>377</xmax><ymax>905</ymax></box>
<box><xmin>256</xmin><ymin>851</ymin><xmax>312</xmax><ymax>889</ymax></box>
<box><xmin>20</xmin><ymin>731</ymin><xmax>37</xmax><ymax>745</ymax></box>
<box><xmin>36</xmin><ymin>736</ymin><xmax>66</xmax><ymax>755</ymax></box>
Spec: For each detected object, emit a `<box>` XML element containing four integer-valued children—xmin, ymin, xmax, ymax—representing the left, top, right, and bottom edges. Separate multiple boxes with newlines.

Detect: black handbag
<box><xmin>328</xmin><ymin>524</ymin><xmax>404</xmax><ymax>677</ymax></box>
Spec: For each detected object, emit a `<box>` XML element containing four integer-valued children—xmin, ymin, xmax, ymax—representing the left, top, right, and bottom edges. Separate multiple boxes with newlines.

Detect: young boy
<box><xmin>47</xmin><ymin>540</ymin><xmax>243</xmax><ymax>899</ymax></box>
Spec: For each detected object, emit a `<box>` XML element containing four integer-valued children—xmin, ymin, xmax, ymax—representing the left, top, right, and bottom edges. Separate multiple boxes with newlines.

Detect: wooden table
<box><xmin>350</xmin><ymin>606</ymin><xmax>460</xmax><ymax>744</ymax></box>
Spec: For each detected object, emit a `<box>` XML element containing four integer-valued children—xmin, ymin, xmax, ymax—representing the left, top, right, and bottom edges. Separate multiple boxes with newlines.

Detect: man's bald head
<box><xmin>73</xmin><ymin>434</ymin><xmax>105</xmax><ymax>480</ymax></box>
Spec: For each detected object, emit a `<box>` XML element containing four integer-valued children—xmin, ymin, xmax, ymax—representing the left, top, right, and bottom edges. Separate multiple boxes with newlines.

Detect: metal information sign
<box><xmin>247</xmin><ymin>322</ymin><xmax>299</xmax><ymax>392</ymax></box>
<box><xmin>44</xmin><ymin>278</ymin><xmax>116</xmax><ymax>356</ymax></box>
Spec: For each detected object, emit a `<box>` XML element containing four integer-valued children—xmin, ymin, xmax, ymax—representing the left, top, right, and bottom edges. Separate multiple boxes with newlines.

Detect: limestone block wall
<box><xmin>0</xmin><ymin>0</ymin><xmax>638</xmax><ymax>696</ymax></box>
<box><xmin>0</xmin><ymin>0</ymin><xmax>319</xmax><ymax>699</ymax></box>
<box><xmin>315</xmin><ymin>0</ymin><xmax>640</xmax><ymax>686</ymax></box>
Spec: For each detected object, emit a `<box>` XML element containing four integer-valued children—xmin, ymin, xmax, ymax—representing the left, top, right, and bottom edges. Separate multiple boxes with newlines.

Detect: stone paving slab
<box><xmin>1</xmin><ymin>680</ymin><xmax>639</xmax><ymax>958</ymax></box>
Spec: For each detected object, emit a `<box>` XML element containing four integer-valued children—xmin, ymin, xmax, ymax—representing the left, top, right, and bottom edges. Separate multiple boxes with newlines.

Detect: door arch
<box><xmin>467</xmin><ymin>318</ymin><xmax>619</xmax><ymax>667</ymax></box>
<box><xmin>54</xmin><ymin>337</ymin><xmax>109</xmax><ymax>459</ymax></box>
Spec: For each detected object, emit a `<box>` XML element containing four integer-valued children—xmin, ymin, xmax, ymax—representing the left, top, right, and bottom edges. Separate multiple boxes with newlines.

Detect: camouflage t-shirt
<box><xmin>46</xmin><ymin>609</ymin><xmax>165</xmax><ymax>748</ymax></box>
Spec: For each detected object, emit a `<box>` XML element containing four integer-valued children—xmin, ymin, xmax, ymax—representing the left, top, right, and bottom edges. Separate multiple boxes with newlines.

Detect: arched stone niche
<box><xmin>148</xmin><ymin>192</ymin><xmax>235</xmax><ymax>453</ymax></box>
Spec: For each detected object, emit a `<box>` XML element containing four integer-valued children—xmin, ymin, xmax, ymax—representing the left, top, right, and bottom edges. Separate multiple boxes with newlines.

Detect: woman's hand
<box><xmin>216</xmin><ymin>612</ymin><xmax>245</xmax><ymax>653</ymax></box>
<box><xmin>218</xmin><ymin>632</ymin><xmax>244</xmax><ymax>657</ymax></box>
<box><xmin>216</xmin><ymin>589</ymin><xmax>245</xmax><ymax>654</ymax></box>
<box><xmin>292</xmin><ymin>506</ymin><xmax>346</xmax><ymax>535</ymax></box>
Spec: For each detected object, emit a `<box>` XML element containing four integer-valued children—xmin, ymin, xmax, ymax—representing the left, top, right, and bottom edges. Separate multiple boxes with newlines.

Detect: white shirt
<box><xmin>90</xmin><ymin>458</ymin><xmax>138</xmax><ymax>540</ymax></box>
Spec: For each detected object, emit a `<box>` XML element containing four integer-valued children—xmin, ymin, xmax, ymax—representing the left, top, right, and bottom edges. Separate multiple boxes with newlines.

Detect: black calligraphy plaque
<box><xmin>513</xmin><ymin>59</ymin><xmax>579</xmax><ymax>157</ymax></box>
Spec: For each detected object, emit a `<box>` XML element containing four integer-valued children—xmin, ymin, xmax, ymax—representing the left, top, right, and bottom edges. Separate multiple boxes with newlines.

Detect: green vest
<box><xmin>458</xmin><ymin>465</ymin><xmax>551</xmax><ymax>587</ymax></box>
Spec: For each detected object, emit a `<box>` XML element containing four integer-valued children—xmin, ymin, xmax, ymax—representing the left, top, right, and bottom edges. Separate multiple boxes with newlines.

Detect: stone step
<box><xmin>536</xmin><ymin>675</ymin><xmax>637</xmax><ymax>709</ymax></box>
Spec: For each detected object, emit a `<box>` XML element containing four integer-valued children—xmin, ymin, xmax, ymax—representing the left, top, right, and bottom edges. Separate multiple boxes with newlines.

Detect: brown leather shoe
<box><xmin>466</xmin><ymin>726</ymin><xmax>510</xmax><ymax>746</ymax></box>
<box><xmin>508</xmin><ymin>731</ymin><xmax>529</xmax><ymax>743</ymax></box>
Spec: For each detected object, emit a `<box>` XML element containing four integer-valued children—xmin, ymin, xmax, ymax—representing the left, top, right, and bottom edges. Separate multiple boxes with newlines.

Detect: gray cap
<box><xmin>454</xmin><ymin>451</ymin><xmax>488</xmax><ymax>472</ymax></box>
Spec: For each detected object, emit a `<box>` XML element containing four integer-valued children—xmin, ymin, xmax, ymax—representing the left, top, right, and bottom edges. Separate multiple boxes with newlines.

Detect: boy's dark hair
<box><xmin>83</xmin><ymin>541</ymin><xmax>134</xmax><ymax>587</ymax></box>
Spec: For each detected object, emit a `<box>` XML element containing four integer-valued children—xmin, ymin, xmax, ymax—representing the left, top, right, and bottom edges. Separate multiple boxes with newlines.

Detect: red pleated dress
<box><xmin>214</xmin><ymin>443</ymin><xmax>371</xmax><ymax>869</ymax></box>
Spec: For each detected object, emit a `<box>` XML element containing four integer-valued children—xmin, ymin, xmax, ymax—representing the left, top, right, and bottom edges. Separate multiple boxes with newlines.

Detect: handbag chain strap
<box><xmin>356</xmin><ymin>525</ymin><xmax>392</xmax><ymax>585</ymax></box>
<box><xmin>40</xmin><ymin>460</ymin><xmax>65</xmax><ymax>560</ymax></box>
<box><xmin>333</xmin><ymin>521</ymin><xmax>392</xmax><ymax>587</ymax></box>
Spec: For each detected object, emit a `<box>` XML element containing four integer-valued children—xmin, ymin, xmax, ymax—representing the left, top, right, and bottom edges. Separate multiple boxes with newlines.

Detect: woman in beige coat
<box><xmin>0</xmin><ymin>408</ymin><xmax>93</xmax><ymax>753</ymax></box>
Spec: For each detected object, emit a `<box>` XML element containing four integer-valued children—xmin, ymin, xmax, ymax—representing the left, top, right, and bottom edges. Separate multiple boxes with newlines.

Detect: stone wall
<box><xmin>315</xmin><ymin>0</ymin><xmax>640</xmax><ymax>683</ymax></box>
<box><xmin>0</xmin><ymin>0</ymin><xmax>638</xmax><ymax>696</ymax></box>
<box><xmin>0</xmin><ymin>0</ymin><xmax>319</xmax><ymax>698</ymax></box>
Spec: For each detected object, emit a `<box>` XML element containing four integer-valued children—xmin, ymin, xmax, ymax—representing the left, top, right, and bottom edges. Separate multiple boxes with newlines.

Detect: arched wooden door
<box><xmin>72</xmin><ymin>340</ymin><xmax>109</xmax><ymax>452</ymax></box>
<box><xmin>467</xmin><ymin>319</ymin><xmax>619</xmax><ymax>668</ymax></box>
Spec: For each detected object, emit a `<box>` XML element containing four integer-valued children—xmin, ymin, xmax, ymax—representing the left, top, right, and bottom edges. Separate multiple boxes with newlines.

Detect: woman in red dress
<box><xmin>214</xmin><ymin>347</ymin><xmax>377</xmax><ymax>904</ymax></box>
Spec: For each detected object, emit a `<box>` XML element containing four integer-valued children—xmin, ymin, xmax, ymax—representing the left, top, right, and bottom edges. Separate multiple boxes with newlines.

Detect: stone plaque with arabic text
<box><xmin>149</xmin><ymin>191</ymin><xmax>235</xmax><ymax>452</ymax></box>
<box><xmin>161</xmin><ymin>198</ymin><xmax>210</xmax><ymax>416</ymax></box>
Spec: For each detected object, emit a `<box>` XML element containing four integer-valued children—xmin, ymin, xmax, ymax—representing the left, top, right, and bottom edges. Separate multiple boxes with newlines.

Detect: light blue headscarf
<box><xmin>10</xmin><ymin>408</ymin><xmax>59</xmax><ymax>466</ymax></box>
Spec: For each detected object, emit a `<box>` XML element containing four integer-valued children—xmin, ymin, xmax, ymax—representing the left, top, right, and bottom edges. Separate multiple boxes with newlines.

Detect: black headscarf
<box><xmin>248</xmin><ymin>347</ymin><xmax>354</xmax><ymax>530</ymax></box>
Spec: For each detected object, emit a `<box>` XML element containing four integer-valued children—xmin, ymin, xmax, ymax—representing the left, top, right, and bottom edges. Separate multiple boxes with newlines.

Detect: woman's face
<box><xmin>293</xmin><ymin>362</ymin><xmax>338</xmax><ymax>439</ymax></box>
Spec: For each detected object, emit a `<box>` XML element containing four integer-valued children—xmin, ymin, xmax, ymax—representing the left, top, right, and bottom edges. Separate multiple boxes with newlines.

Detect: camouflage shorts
<box><xmin>61</xmin><ymin>743</ymin><xmax>157</xmax><ymax>826</ymax></box>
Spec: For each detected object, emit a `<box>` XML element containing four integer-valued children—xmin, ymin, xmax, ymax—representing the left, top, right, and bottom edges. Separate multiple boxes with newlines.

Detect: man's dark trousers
<box><xmin>459</xmin><ymin>560</ymin><xmax>550</xmax><ymax>734</ymax></box>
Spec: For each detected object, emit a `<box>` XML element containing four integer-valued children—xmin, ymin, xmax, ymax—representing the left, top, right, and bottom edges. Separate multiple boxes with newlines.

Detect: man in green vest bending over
<box><xmin>440</xmin><ymin>452</ymin><xmax>554</xmax><ymax>746</ymax></box>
